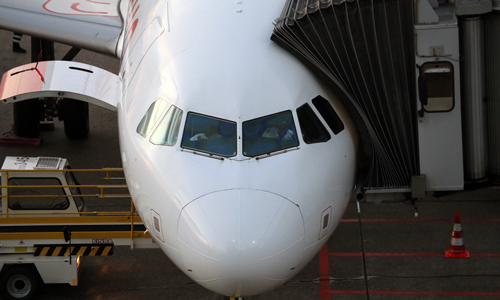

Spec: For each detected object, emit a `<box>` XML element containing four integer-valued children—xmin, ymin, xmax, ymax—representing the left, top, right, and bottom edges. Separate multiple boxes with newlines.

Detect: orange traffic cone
<box><xmin>445</xmin><ymin>212</ymin><xmax>470</xmax><ymax>258</ymax></box>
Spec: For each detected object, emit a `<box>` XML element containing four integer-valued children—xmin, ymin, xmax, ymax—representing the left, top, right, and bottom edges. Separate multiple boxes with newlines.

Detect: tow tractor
<box><xmin>0</xmin><ymin>156</ymin><xmax>157</xmax><ymax>300</ymax></box>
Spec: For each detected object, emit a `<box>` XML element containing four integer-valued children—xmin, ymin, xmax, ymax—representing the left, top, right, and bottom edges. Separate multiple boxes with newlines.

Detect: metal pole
<box><xmin>460</xmin><ymin>16</ymin><xmax>488</xmax><ymax>181</ymax></box>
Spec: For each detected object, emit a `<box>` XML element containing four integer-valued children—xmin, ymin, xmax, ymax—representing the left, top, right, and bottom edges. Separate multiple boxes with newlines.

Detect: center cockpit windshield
<box><xmin>139</xmin><ymin>102</ymin><xmax>303</xmax><ymax>158</ymax></box>
<box><xmin>181</xmin><ymin>113</ymin><xmax>238</xmax><ymax>157</ymax></box>
<box><xmin>242</xmin><ymin>111</ymin><xmax>299</xmax><ymax>157</ymax></box>
<box><xmin>179</xmin><ymin>111</ymin><xmax>299</xmax><ymax>158</ymax></box>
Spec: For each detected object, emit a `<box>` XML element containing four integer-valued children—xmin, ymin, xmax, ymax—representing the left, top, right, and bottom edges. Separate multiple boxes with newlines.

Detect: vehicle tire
<box><xmin>13</xmin><ymin>100</ymin><xmax>41</xmax><ymax>138</ymax></box>
<box><xmin>62</xmin><ymin>99</ymin><xmax>89</xmax><ymax>139</ymax></box>
<box><xmin>0</xmin><ymin>266</ymin><xmax>41</xmax><ymax>300</ymax></box>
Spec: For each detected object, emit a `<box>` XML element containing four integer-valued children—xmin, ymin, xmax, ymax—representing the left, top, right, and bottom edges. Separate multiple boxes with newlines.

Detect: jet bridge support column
<box><xmin>485</xmin><ymin>9</ymin><xmax>500</xmax><ymax>178</ymax></box>
<box><xmin>460</xmin><ymin>16</ymin><xmax>488</xmax><ymax>181</ymax></box>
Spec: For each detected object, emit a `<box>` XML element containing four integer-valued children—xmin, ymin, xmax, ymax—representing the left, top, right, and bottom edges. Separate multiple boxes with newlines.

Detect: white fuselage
<box><xmin>117</xmin><ymin>0</ymin><xmax>356</xmax><ymax>297</ymax></box>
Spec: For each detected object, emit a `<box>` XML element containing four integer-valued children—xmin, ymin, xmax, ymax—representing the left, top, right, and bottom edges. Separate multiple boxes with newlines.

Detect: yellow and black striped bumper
<box><xmin>34</xmin><ymin>243</ymin><xmax>113</xmax><ymax>256</ymax></box>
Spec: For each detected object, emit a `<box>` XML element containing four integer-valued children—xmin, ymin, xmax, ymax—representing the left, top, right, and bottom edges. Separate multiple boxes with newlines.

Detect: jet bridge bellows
<box><xmin>272</xmin><ymin>0</ymin><xmax>418</xmax><ymax>189</ymax></box>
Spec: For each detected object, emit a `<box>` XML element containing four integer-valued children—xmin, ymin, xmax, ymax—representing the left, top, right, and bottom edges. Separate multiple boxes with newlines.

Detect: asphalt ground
<box><xmin>1</xmin><ymin>29</ymin><xmax>500</xmax><ymax>300</ymax></box>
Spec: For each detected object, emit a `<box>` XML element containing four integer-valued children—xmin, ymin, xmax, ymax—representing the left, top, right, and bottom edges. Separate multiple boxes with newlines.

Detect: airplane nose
<box><xmin>177</xmin><ymin>189</ymin><xmax>304</xmax><ymax>297</ymax></box>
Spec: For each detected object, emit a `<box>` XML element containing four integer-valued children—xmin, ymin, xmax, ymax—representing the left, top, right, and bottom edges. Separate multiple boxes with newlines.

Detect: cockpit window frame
<box><xmin>150</xmin><ymin>105</ymin><xmax>184</xmax><ymax>147</ymax></box>
<box><xmin>180</xmin><ymin>112</ymin><xmax>238</xmax><ymax>158</ymax></box>
<box><xmin>136</xmin><ymin>98</ymin><xmax>169</xmax><ymax>138</ymax></box>
<box><xmin>311</xmin><ymin>96</ymin><xmax>344</xmax><ymax>135</ymax></box>
<box><xmin>296</xmin><ymin>103</ymin><xmax>331</xmax><ymax>144</ymax></box>
<box><xmin>242</xmin><ymin>110</ymin><xmax>300</xmax><ymax>157</ymax></box>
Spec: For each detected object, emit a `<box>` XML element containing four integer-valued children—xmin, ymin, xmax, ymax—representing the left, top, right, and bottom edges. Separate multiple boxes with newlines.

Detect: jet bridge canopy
<box><xmin>272</xmin><ymin>0</ymin><xmax>418</xmax><ymax>190</ymax></box>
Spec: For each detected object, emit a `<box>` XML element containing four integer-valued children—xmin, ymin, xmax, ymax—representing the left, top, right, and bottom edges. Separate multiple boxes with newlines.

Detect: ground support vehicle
<box><xmin>0</xmin><ymin>156</ymin><xmax>157</xmax><ymax>300</ymax></box>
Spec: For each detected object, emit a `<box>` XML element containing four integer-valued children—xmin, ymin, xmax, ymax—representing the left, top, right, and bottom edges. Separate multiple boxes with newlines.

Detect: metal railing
<box><xmin>0</xmin><ymin>168</ymin><xmax>142</xmax><ymax>241</ymax></box>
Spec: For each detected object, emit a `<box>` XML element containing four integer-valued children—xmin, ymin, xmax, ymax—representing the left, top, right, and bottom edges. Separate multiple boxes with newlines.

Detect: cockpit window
<box><xmin>181</xmin><ymin>113</ymin><xmax>237</xmax><ymax>157</ymax></box>
<box><xmin>312</xmin><ymin>96</ymin><xmax>344</xmax><ymax>135</ymax></box>
<box><xmin>150</xmin><ymin>105</ymin><xmax>183</xmax><ymax>146</ymax></box>
<box><xmin>137</xmin><ymin>98</ymin><xmax>168</xmax><ymax>137</ymax></box>
<box><xmin>243</xmin><ymin>111</ymin><xmax>299</xmax><ymax>157</ymax></box>
<box><xmin>296</xmin><ymin>103</ymin><xmax>331</xmax><ymax>144</ymax></box>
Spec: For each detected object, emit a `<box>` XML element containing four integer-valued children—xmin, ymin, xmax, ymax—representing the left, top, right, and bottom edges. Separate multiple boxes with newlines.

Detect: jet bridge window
<box><xmin>181</xmin><ymin>113</ymin><xmax>237</xmax><ymax>157</ymax></box>
<box><xmin>296</xmin><ymin>103</ymin><xmax>331</xmax><ymax>144</ymax></box>
<box><xmin>242</xmin><ymin>111</ymin><xmax>299</xmax><ymax>157</ymax></box>
<box><xmin>312</xmin><ymin>96</ymin><xmax>344</xmax><ymax>135</ymax></box>
<box><xmin>419</xmin><ymin>62</ymin><xmax>454</xmax><ymax>112</ymax></box>
<box><xmin>150</xmin><ymin>105</ymin><xmax>183</xmax><ymax>146</ymax></box>
<box><xmin>137</xmin><ymin>98</ymin><xmax>168</xmax><ymax>137</ymax></box>
<box><xmin>7</xmin><ymin>178</ymin><xmax>69</xmax><ymax>210</ymax></box>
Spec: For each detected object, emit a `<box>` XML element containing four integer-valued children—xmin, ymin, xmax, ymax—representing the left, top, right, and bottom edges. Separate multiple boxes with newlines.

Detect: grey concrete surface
<box><xmin>1</xmin><ymin>29</ymin><xmax>500</xmax><ymax>300</ymax></box>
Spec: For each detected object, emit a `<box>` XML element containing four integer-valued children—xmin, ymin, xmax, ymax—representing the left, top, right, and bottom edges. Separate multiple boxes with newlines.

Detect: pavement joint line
<box><xmin>341</xmin><ymin>218</ymin><xmax>500</xmax><ymax>222</ymax></box>
<box><xmin>328</xmin><ymin>290</ymin><xmax>500</xmax><ymax>296</ymax></box>
<box><xmin>328</xmin><ymin>252</ymin><xmax>500</xmax><ymax>257</ymax></box>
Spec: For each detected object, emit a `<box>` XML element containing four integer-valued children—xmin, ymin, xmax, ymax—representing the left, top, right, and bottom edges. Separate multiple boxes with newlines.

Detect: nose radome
<box><xmin>177</xmin><ymin>189</ymin><xmax>305</xmax><ymax>296</ymax></box>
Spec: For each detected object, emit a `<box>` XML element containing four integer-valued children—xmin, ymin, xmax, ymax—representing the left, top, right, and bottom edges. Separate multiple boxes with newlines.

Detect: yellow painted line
<box><xmin>1</xmin><ymin>168</ymin><xmax>124</xmax><ymax>172</ymax></box>
<box><xmin>14</xmin><ymin>247</ymin><xmax>27</xmax><ymax>253</ymax></box>
<box><xmin>53</xmin><ymin>246</ymin><xmax>63</xmax><ymax>256</ymax></box>
<box><xmin>1</xmin><ymin>194</ymin><xmax>130</xmax><ymax>199</ymax></box>
<box><xmin>40</xmin><ymin>247</ymin><xmax>50</xmax><ymax>256</ymax></box>
<box><xmin>0</xmin><ymin>184</ymin><xmax>127</xmax><ymax>188</ymax></box>
<box><xmin>89</xmin><ymin>247</ymin><xmax>99</xmax><ymax>256</ymax></box>
<box><xmin>77</xmin><ymin>247</ymin><xmax>87</xmax><ymax>256</ymax></box>
<box><xmin>101</xmin><ymin>246</ymin><xmax>112</xmax><ymax>256</ymax></box>
<box><xmin>0</xmin><ymin>216</ymin><xmax>143</xmax><ymax>224</ymax></box>
<box><xmin>0</xmin><ymin>231</ymin><xmax>152</xmax><ymax>240</ymax></box>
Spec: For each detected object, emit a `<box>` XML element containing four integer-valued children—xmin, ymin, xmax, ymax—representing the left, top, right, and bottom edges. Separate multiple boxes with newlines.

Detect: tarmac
<box><xmin>1</xmin><ymin>29</ymin><xmax>500</xmax><ymax>300</ymax></box>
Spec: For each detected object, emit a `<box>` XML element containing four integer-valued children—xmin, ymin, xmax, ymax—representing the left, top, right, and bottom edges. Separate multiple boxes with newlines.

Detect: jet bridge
<box><xmin>272</xmin><ymin>0</ymin><xmax>418</xmax><ymax>195</ymax></box>
<box><xmin>272</xmin><ymin>0</ymin><xmax>500</xmax><ymax>201</ymax></box>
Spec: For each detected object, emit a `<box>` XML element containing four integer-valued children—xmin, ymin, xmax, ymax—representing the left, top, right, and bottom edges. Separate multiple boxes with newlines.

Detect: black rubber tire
<box><xmin>13</xmin><ymin>100</ymin><xmax>41</xmax><ymax>138</ymax></box>
<box><xmin>0</xmin><ymin>266</ymin><xmax>41</xmax><ymax>300</ymax></box>
<box><xmin>63</xmin><ymin>99</ymin><xmax>89</xmax><ymax>139</ymax></box>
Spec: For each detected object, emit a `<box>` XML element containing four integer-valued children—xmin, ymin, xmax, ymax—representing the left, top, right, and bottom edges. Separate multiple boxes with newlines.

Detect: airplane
<box><xmin>0</xmin><ymin>0</ymin><xmax>357</xmax><ymax>298</ymax></box>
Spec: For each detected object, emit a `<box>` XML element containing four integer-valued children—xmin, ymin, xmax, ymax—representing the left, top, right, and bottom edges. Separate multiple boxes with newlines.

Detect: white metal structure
<box><xmin>0</xmin><ymin>0</ymin><xmax>357</xmax><ymax>298</ymax></box>
<box><xmin>415</xmin><ymin>1</ymin><xmax>465</xmax><ymax>191</ymax></box>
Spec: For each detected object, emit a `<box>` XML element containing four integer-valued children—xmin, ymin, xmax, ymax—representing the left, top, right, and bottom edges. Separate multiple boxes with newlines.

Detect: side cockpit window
<box><xmin>137</xmin><ymin>98</ymin><xmax>168</xmax><ymax>137</ymax></box>
<box><xmin>312</xmin><ymin>96</ymin><xmax>344</xmax><ymax>135</ymax></box>
<box><xmin>296</xmin><ymin>103</ymin><xmax>331</xmax><ymax>144</ymax></box>
<box><xmin>181</xmin><ymin>113</ymin><xmax>237</xmax><ymax>157</ymax></box>
<box><xmin>243</xmin><ymin>111</ymin><xmax>299</xmax><ymax>157</ymax></box>
<box><xmin>150</xmin><ymin>105</ymin><xmax>183</xmax><ymax>146</ymax></box>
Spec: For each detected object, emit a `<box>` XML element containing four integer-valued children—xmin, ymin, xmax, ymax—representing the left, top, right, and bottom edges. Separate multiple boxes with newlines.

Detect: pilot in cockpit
<box><xmin>262</xmin><ymin>116</ymin><xmax>294</xmax><ymax>140</ymax></box>
<box><xmin>190</xmin><ymin>122</ymin><xmax>222</xmax><ymax>141</ymax></box>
